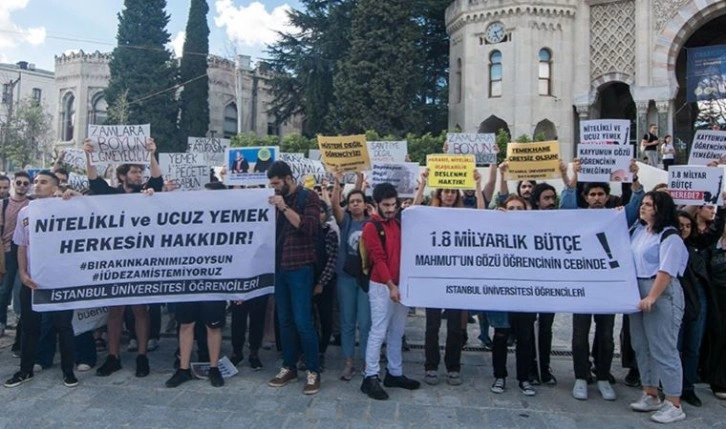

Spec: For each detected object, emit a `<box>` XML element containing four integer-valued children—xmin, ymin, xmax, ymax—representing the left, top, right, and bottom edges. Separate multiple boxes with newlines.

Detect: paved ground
<box><xmin>0</xmin><ymin>309</ymin><xmax>724</xmax><ymax>429</ymax></box>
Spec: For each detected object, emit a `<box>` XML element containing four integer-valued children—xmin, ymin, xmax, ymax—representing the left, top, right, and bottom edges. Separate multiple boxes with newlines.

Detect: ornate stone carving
<box><xmin>590</xmin><ymin>0</ymin><xmax>635</xmax><ymax>81</ymax></box>
<box><xmin>653</xmin><ymin>0</ymin><xmax>690</xmax><ymax>31</ymax></box>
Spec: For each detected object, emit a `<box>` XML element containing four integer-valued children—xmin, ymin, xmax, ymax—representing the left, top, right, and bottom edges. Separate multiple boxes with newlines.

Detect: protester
<box><xmin>4</xmin><ymin>171</ymin><xmax>80</xmax><ymax>388</ymax></box>
<box><xmin>489</xmin><ymin>195</ymin><xmax>537</xmax><ymax>396</ymax></box>
<box><xmin>0</xmin><ymin>175</ymin><xmax>10</xmax><ymax>199</ymax></box>
<box><xmin>705</xmin><ymin>221</ymin><xmax>726</xmax><ymax>400</ymax></box>
<box><xmin>266</xmin><ymin>161</ymin><xmax>322</xmax><ymax>395</ymax></box>
<box><xmin>360</xmin><ymin>183</ymin><xmax>420</xmax><ymax>400</ymax></box>
<box><xmin>413</xmin><ymin>168</ymin><xmax>484</xmax><ymax>387</ymax></box>
<box><xmin>561</xmin><ymin>174</ymin><xmax>643</xmax><ymax>401</ymax></box>
<box><xmin>0</xmin><ymin>172</ymin><xmax>32</xmax><ymax>352</ymax></box>
<box><xmin>312</xmin><ymin>199</ymin><xmax>338</xmax><ymax>371</ymax></box>
<box><xmin>165</xmin><ymin>181</ymin><xmax>228</xmax><ymax>388</ymax></box>
<box><xmin>84</xmin><ymin>137</ymin><xmax>163</xmax><ymax>377</ymax></box>
<box><xmin>629</xmin><ymin>191</ymin><xmax>688</xmax><ymax>423</ymax></box>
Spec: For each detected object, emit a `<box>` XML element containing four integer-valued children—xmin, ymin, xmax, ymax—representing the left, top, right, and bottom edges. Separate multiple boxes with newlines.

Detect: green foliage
<box><xmin>495</xmin><ymin>128</ymin><xmax>510</xmax><ymax>164</ymax></box>
<box><xmin>178</xmin><ymin>0</ymin><xmax>210</xmax><ymax>145</ymax></box>
<box><xmin>332</xmin><ymin>0</ymin><xmax>424</xmax><ymax>136</ymax></box>
<box><xmin>105</xmin><ymin>0</ymin><xmax>180</xmax><ymax>152</ymax></box>
<box><xmin>229</xmin><ymin>132</ymin><xmax>279</xmax><ymax>148</ymax></box>
<box><xmin>406</xmin><ymin>132</ymin><xmax>445</xmax><ymax>165</ymax></box>
<box><xmin>280</xmin><ymin>133</ymin><xmax>317</xmax><ymax>153</ymax></box>
<box><xmin>0</xmin><ymin>98</ymin><xmax>54</xmax><ymax>168</ymax></box>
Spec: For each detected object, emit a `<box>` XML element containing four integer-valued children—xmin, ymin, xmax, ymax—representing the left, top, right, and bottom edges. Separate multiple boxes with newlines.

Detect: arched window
<box><xmin>61</xmin><ymin>92</ymin><xmax>75</xmax><ymax>141</ymax></box>
<box><xmin>456</xmin><ymin>58</ymin><xmax>462</xmax><ymax>104</ymax></box>
<box><xmin>489</xmin><ymin>51</ymin><xmax>502</xmax><ymax>98</ymax></box>
<box><xmin>538</xmin><ymin>48</ymin><xmax>552</xmax><ymax>96</ymax></box>
<box><xmin>223</xmin><ymin>103</ymin><xmax>238</xmax><ymax>138</ymax></box>
<box><xmin>90</xmin><ymin>93</ymin><xmax>108</xmax><ymax>125</ymax></box>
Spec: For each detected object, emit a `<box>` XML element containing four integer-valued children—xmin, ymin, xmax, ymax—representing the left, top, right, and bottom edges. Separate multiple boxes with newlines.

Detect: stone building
<box><xmin>446</xmin><ymin>0</ymin><xmax>726</xmax><ymax>159</ymax></box>
<box><xmin>53</xmin><ymin>51</ymin><xmax>301</xmax><ymax>148</ymax></box>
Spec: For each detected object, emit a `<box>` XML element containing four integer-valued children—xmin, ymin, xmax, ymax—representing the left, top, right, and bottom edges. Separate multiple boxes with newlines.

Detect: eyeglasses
<box><xmin>15</xmin><ymin>180</ymin><xmax>30</xmax><ymax>186</ymax></box>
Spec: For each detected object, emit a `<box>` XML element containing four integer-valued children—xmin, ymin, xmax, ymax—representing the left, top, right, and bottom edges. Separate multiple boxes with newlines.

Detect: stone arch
<box><xmin>478</xmin><ymin>115</ymin><xmax>510</xmax><ymax>138</ymax></box>
<box><xmin>533</xmin><ymin>119</ymin><xmax>557</xmax><ymax>141</ymax></box>
<box><xmin>652</xmin><ymin>0</ymin><xmax>726</xmax><ymax>93</ymax></box>
<box><xmin>590</xmin><ymin>72</ymin><xmax>634</xmax><ymax>96</ymax></box>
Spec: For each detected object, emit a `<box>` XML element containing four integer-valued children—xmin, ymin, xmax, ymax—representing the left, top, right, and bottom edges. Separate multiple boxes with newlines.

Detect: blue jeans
<box><xmin>336</xmin><ymin>273</ymin><xmax>370</xmax><ymax>361</ymax></box>
<box><xmin>478</xmin><ymin>312</ymin><xmax>491</xmax><ymax>343</ymax></box>
<box><xmin>678</xmin><ymin>282</ymin><xmax>707</xmax><ymax>392</ymax></box>
<box><xmin>276</xmin><ymin>265</ymin><xmax>320</xmax><ymax>373</ymax></box>
<box><xmin>0</xmin><ymin>250</ymin><xmax>21</xmax><ymax>324</ymax></box>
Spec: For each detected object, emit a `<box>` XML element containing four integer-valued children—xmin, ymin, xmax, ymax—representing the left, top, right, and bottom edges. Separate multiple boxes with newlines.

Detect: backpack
<box><xmin>343</xmin><ymin>220</ymin><xmax>385</xmax><ymax>293</ymax></box>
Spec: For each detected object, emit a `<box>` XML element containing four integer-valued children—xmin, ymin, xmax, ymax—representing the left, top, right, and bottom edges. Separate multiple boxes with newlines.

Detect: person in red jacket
<box><xmin>360</xmin><ymin>183</ymin><xmax>420</xmax><ymax>400</ymax></box>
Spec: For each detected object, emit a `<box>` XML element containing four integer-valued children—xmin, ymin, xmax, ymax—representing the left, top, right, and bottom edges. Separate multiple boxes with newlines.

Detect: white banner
<box><xmin>28</xmin><ymin>189</ymin><xmax>275</xmax><ymax>311</ymax></box>
<box><xmin>87</xmin><ymin>124</ymin><xmax>152</xmax><ymax>165</ymax></box>
<box><xmin>688</xmin><ymin>130</ymin><xmax>726</xmax><ymax>165</ymax></box>
<box><xmin>367</xmin><ymin>141</ymin><xmax>408</xmax><ymax>163</ymax></box>
<box><xmin>400</xmin><ymin>207</ymin><xmax>640</xmax><ymax>313</ymax></box>
<box><xmin>579</xmin><ymin>120</ymin><xmax>631</xmax><ymax>145</ymax></box>
<box><xmin>224</xmin><ymin>146</ymin><xmax>278</xmax><ymax>187</ymax></box>
<box><xmin>668</xmin><ymin>166</ymin><xmax>724</xmax><ymax>206</ymax></box>
<box><xmin>60</xmin><ymin>148</ymin><xmax>88</xmax><ymax>171</ymax></box>
<box><xmin>577</xmin><ymin>144</ymin><xmax>633</xmax><ymax>182</ymax></box>
<box><xmin>308</xmin><ymin>149</ymin><xmax>322</xmax><ymax>161</ymax></box>
<box><xmin>447</xmin><ymin>133</ymin><xmax>497</xmax><ymax>165</ymax></box>
<box><xmin>287</xmin><ymin>158</ymin><xmax>327</xmax><ymax>185</ymax></box>
<box><xmin>280</xmin><ymin>152</ymin><xmax>305</xmax><ymax>162</ymax></box>
<box><xmin>159</xmin><ymin>153</ymin><xmax>210</xmax><ymax>191</ymax></box>
<box><xmin>67</xmin><ymin>172</ymin><xmax>90</xmax><ymax>192</ymax></box>
<box><xmin>72</xmin><ymin>307</ymin><xmax>109</xmax><ymax>335</ymax></box>
<box><xmin>187</xmin><ymin>137</ymin><xmax>230</xmax><ymax>166</ymax></box>
<box><xmin>370</xmin><ymin>162</ymin><xmax>419</xmax><ymax>198</ymax></box>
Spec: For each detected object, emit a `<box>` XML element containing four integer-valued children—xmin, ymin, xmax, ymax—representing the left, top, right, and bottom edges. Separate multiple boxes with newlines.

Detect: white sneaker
<box><xmin>33</xmin><ymin>364</ymin><xmax>43</xmax><ymax>373</ymax></box>
<box><xmin>77</xmin><ymin>364</ymin><xmax>92</xmax><ymax>372</ymax></box>
<box><xmin>127</xmin><ymin>339</ymin><xmax>138</xmax><ymax>352</ymax></box>
<box><xmin>424</xmin><ymin>370</ymin><xmax>439</xmax><ymax>385</ymax></box>
<box><xmin>715</xmin><ymin>391</ymin><xmax>726</xmax><ymax>400</ymax></box>
<box><xmin>650</xmin><ymin>400</ymin><xmax>686</xmax><ymax>424</ymax></box>
<box><xmin>630</xmin><ymin>392</ymin><xmax>662</xmax><ymax>412</ymax></box>
<box><xmin>572</xmin><ymin>379</ymin><xmax>588</xmax><ymax>400</ymax></box>
<box><xmin>597</xmin><ymin>380</ymin><xmax>616</xmax><ymax>401</ymax></box>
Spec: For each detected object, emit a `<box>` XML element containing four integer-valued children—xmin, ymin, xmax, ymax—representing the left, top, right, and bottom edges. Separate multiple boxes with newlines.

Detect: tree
<box><xmin>178</xmin><ymin>0</ymin><xmax>210</xmax><ymax>144</ymax></box>
<box><xmin>331</xmin><ymin>0</ymin><xmax>424</xmax><ymax>136</ymax></box>
<box><xmin>0</xmin><ymin>98</ymin><xmax>54</xmax><ymax>169</ymax></box>
<box><xmin>266</xmin><ymin>0</ymin><xmax>357</xmax><ymax>137</ymax></box>
<box><xmin>105</xmin><ymin>0</ymin><xmax>180</xmax><ymax>152</ymax></box>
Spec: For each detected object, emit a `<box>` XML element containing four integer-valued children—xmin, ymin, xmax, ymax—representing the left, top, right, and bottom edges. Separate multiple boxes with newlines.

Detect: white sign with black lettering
<box><xmin>577</xmin><ymin>144</ymin><xmax>633</xmax><ymax>182</ymax></box>
<box><xmin>370</xmin><ymin>162</ymin><xmax>419</xmax><ymax>198</ymax></box>
<box><xmin>400</xmin><ymin>207</ymin><xmax>639</xmax><ymax>313</ymax></box>
<box><xmin>367</xmin><ymin>141</ymin><xmax>408</xmax><ymax>163</ymax></box>
<box><xmin>159</xmin><ymin>153</ymin><xmax>210</xmax><ymax>191</ymax></box>
<box><xmin>688</xmin><ymin>130</ymin><xmax>726</xmax><ymax>165</ymax></box>
<box><xmin>446</xmin><ymin>133</ymin><xmax>497</xmax><ymax>165</ymax></box>
<box><xmin>72</xmin><ymin>307</ymin><xmax>109</xmax><ymax>335</ymax></box>
<box><xmin>67</xmin><ymin>172</ymin><xmax>90</xmax><ymax>192</ymax></box>
<box><xmin>187</xmin><ymin>137</ymin><xmax>230</xmax><ymax>166</ymax></box>
<box><xmin>668</xmin><ymin>166</ymin><xmax>724</xmax><ymax>206</ymax></box>
<box><xmin>28</xmin><ymin>189</ymin><xmax>275</xmax><ymax>311</ymax></box>
<box><xmin>87</xmin><ymin>124</ymin><xmax>152</xmax><ymax>165</ymax></box>
<box><xmin>579</xmin><ymin>119</ymin><xmax>631</xmax><ymax>145</ymax></box>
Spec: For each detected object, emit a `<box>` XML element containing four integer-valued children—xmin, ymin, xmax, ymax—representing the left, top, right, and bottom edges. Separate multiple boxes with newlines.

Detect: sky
<box><xmin>0</xmin><ymin>0</ymin><xmax>302</xmax><ymax>72</ymax></box>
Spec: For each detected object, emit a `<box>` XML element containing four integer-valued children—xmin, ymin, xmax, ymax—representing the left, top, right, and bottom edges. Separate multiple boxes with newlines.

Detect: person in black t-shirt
<box><xmin>640</xmin><ymin>124</ymin><xmax>660</xmax><ymax>167</ymax></box>
<box><xmin>83</xmin><ymin>137</ymin><xmax>164</xmax><ymax>378</ymax></box>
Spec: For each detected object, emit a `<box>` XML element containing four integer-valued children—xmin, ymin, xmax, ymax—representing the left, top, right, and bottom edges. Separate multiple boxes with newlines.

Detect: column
<box><xmin>635</xmin><ymin>100</ymin><xmax>649</xmax><ymax>158</ymax></box>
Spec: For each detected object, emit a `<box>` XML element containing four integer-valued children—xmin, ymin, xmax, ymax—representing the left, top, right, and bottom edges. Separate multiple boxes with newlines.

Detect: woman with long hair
<box><xmin>629</xmin><ymin>191</ymin><xmax>688</xmax><ymax>423</ymax></box>
<box><xmin>413</xmin><ymin>168</ymin><xmax>484</xmax><ymax>386</ymax></box>
<box><xmin>661</xmin><ymin>135</ymin><xmax>676</xmax><ymax>171</ymax></box>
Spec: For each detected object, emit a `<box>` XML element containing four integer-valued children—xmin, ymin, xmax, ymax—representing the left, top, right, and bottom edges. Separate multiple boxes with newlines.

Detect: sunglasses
<box><xmin>15</xmin><ymin>180</ymin><xmax>30</xmax><ymax>186</ymax></box>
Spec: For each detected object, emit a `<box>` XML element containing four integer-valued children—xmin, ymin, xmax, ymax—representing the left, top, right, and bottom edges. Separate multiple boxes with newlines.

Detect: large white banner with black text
<box><xmin>28</xmin><ymin>190</ymin><xmax>275</xmax><ymax>311</ymax></box>
<box><xmin>400</xmin><ymin>207</ymin><xmax>639</xmax><ymax>313</ymax></box>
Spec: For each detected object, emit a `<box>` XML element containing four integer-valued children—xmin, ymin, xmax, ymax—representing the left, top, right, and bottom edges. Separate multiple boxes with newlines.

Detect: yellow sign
<box><xmin>505</xmin><ymin>141</ymin><xmax>561</xmax><ymax>180</ymax></box>
<box><xmin>426</xmin><ymin>154</ymin><xmax>476</xmax><ymax>189</ymax></box>
<box><xmin>317</xmin><ymin>135</ymin><xmax>370</xmax><ymax>172</ymax></box>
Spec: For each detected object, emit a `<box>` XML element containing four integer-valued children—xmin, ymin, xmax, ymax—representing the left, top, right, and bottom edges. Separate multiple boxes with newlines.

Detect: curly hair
<box><xmin>641</xmin><ymin>191</ymin><xmax>679</xmax><ymax>233</ymax></box>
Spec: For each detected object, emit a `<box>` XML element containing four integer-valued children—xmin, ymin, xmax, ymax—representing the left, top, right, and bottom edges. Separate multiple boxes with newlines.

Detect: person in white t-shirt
<box><xmin>661</xmin><ymin>135</ymin><xmax>676</xmax><ymax>171</ymax></box>
<box><xmin>3</xmin><ymin>171</ymin><xmax>81</xmax><ymax>389</ymax></box>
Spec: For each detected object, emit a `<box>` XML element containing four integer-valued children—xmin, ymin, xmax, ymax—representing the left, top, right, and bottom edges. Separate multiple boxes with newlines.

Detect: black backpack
<box><xmin>343</xmin><ymin>220</ymin><xmax>385</xmax><ymax>293</ymax></box>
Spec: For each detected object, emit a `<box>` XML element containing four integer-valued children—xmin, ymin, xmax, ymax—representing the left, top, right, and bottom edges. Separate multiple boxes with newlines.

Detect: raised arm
<box><xmin>147</xmin><ymin>138</ymin><xmax>162</xmax><ymax>179</ymax></box>
<box><xmin>482</xmin><ymin>163</ymin><xmax>497</xmax><ymax>205</ymax></box>
<box><xmin>331</xmin><ymin>170</ymin><xmax>345</xmax><ymax>225</ymax></box>
<box><xmin>83</xmin><ymin>139</ymin><xmax>98</xmax><ymax>180</ymax></box>
<box><xmin>474</xmin><ymin>170</ymin><xmax>485</xmax><ymax>209</ymax></box>
<box><xmin>413</xmin><ymin>169</ymin><xmax>428</xmax><ymax>206</ymax></box>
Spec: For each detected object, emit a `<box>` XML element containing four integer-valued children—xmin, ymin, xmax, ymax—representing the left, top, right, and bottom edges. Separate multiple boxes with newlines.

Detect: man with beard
<box><xmin>561</xmin><ymin>173</ymin><xmax>643</xmax><ymax>401</ymax></box>
<box><xmin>83</xmin><ymin>137</ymin><xmax>163</xmax><ymax>378</ymax></box>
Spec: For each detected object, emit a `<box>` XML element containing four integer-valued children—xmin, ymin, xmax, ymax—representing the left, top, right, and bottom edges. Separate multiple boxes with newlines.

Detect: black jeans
<box><xmin>19</xmin><ymin>285</ymin><xmax>74</xmax><ymax>375</ymax></box>
<box><xmin>496</xmin><ymin>313</ymin><xmax>535</xmax><ymax>381</ymax></box>
<box><xmin>0</xmin><ymin>250</ymin><xmax>18</xmax><ymax>325</ymax></box>
<box><xmin>313</xmin><ymin>280</ymin><xmax>335</xmax><ymax>355</ymax></box>
<box><xmin>572</xmin><ymin>314</ymin><xmax>615</xmax><ymax>380</ymax></box>
<box><xmin>620</xmin><ymin>314</ymin><xmax>637</xmax><ymax>369</ymax></box>
<box><xmin>424</xmin><ymin>308</ymin><xmax>463</xmax><ymax>372</ymax></box>
<box><xmin>527</xmin><ymin>312</ymin><xmax>554</xmax><ymax>377</ymax></box>
<box><xmin>231</xmin><ymin>294</ymin><xmax>269</xmax><ymax>355</ymax></box>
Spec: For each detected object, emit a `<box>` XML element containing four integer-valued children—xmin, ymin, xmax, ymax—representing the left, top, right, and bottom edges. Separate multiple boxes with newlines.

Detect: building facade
<box><xmin>446</xmin><ymin>0</ymin><xmax>726</xmax><ymax>159</ymax></box>
<box><xmin>53</xmin><ymin>51</ymin><xmax>302</xmax><ymax>148</ymax></box>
